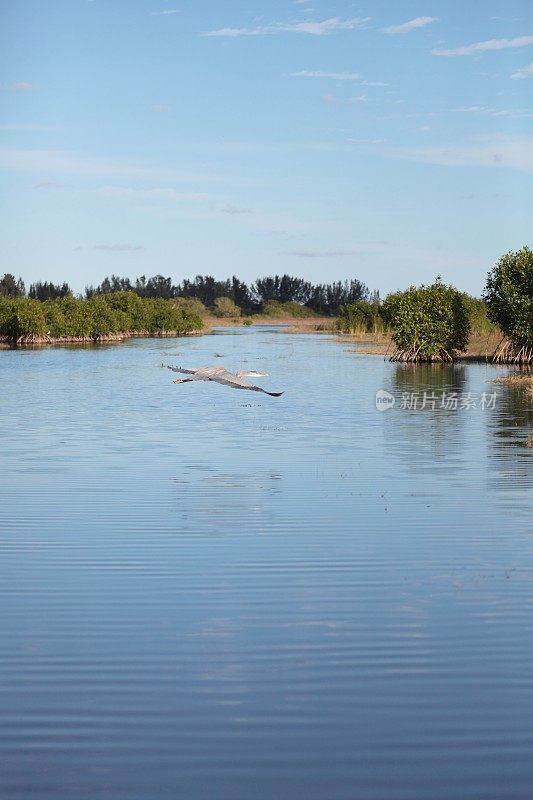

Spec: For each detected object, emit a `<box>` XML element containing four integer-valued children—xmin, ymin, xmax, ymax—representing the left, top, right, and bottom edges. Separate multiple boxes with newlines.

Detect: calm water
<box><xmin>1</xmin><ymin>328</ymin><xmax>533</xmax><ymax>800</ymax></box>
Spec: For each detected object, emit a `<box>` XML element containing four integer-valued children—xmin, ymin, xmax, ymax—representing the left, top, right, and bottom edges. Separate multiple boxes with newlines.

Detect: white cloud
<box><xmin>288</xmin><ymin>249</ymin><xmax>360</xmax><ymax>257</ymax></box>
<box><xmin>383</xmin><ymin>16</ymin><xmax>438</xmax><ymax>35</ymax></box>
<box><xmin>511</xmin><ymin>61</ymin><xmax>533</xmax><ymax>79</ymax></box>
<box><xmin>291</xmin><ymin>70</ymin><xmax>361</xmax><ymax>81</ymax></box>
<box><xmin>205</xmin><ymin>17</ymin><xmax>368</xmax><ymax>37</ymax></box>
<box><xmin>433</xmin><ymin>35</ymin><xmax>533</xmax><ymax>57</ymax></box>
<box><xmin>151</xmin><ymin>9</ymin><xmax>179</xmax><ymax>15</ymax></box>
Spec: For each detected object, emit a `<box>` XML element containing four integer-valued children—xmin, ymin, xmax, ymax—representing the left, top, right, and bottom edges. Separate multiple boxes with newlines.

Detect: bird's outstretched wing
<box><xmin>212</xmin><ymin>369</ymin><xmax>283</xmax><ymax>396</ymax></box>
<box><xmin>166</xmin><ymin>365</ymin><xmax>198</xmax><ymax>376</ymax></box>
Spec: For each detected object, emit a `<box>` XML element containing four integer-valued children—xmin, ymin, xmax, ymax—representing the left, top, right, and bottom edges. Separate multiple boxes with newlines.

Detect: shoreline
<box><xmin>0</xmin><ymin>329</ymin><xmax>203</xmax><ymax>348</ymax></box>
<box><xmin>337</xmin><ymin>330</ymin><xmax>504</xmax><ymax>363</ymax></box>
<box><xmin>203</xmin><ymin>315</ymin><xmax>333</xmax><ymax>333</ymax></box>
<box><xmin>0</xmin><ymin>317</ymin><xmax>334</xmax><ymax>348</ymax></box>
<box><xmin>1</xmin><ymin>320</ymin><xmax>513</xmax><ymax>366</ymax></box>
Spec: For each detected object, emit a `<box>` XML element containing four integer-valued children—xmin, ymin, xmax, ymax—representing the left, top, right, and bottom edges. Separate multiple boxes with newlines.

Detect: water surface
<box><xmin>1</xmin><ymin>329</ymin><xmax>533</xmax><ymax>799</ymax></box>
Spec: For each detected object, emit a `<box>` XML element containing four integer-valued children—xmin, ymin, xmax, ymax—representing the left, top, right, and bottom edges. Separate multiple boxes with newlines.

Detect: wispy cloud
<box><xmin>99</xmin><ymin>185</ymin><xmax>208</xmax><ymax>201</ymax></box>
<box><xmin>383</xmin><ymin>16</ymin><xmax>438</xmax><ymax>35</ymax></box>
<box><xmin>151</xmin><ymin>9</ymin><xmax>180</xmax><ymax>15</ymax></box>
<box><xmin>0</xmin><ymin>82</ymin><xmax>34</xmax><ymax>92</ymax></box>
<box><xmin>291</xmin><ymin>70</ymin><xmax>361</xmax><ymax>81</ymax></box>
<box><xmin>93</xmin><ymin>244</ymin><xmax>145</xmax><ymax>252</ymax></box>
<box><xmin>205</xmin><ymin>17</ymin><xmax>368</xmax><ymax>37</ymax></box>
<box><xmin>433</xmin><ymin>35</ymin><xmax>533</xmax><ymax>57</ymax></box>
<box><xmin>35</xmin><ymin>181</ymin><xmax>72</xmax><ymax>190</ymax></box>
<box><xmin>382</xmin><ymin>136</ymin><xmax>533</xmax><ymax>172</ymax></box>
<box><xmin>511</xmin><ymin>61</ymin><xmax>533</xmax><ymax>79</ymax></box>
<box><xmin>0</xmin><ymin>149</ymin><xmax>163</xmax><ymax>179</ymax></box>
<box><xmin>459</xmin><ymin>105</ymin><xmax>533</xmax><ymax>118</ymax></box>
<box><xmin>0</xmin><ymin>123</ymin><xmax>51</xmax><ymax>131</ymax></box>
<box><xmin>0</xmin><ymin>148</ymin><xmax>220</xmax><ymax>184</ymax></box>
<box><xmin>219</xmin><ymin>204</ymin><xmax>251</xmax><ymax>215</ymax></box>
<box><xmin>346</xmin><ymin>137</ymin><xmax>385</xmax><ymax>145</ymax></box>
<box><xmin>288</xmin><ymin>248</ymin><xmax>360</xmax><ymax>257</ymax></box>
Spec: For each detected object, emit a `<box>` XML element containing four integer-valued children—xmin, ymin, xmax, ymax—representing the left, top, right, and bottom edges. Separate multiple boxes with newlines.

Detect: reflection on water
<box><xmin>392</xmin><ymin>362</ymin><xmax>468</xmax><ymax>394</ymax></box>
<box><xmin>485</xmin><ymin>381</ymin><xmax>533</xmax><ymax>500</ymax></box>
<box><xmin>488</xmin><ymin>380</ymin><xmax>533</xmax><ymax>447</ymax></box>
<box><xmin>1</xmin><ymin>330</ymin><xmax>533</xmax><ymax>800</ymax></box>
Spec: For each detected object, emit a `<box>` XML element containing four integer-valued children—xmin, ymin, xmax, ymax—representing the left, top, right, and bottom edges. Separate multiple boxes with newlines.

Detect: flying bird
<box><xmin>164</xmin><ymin>365</ymin><xmax>283</xmax><ymax>397</ymax></box>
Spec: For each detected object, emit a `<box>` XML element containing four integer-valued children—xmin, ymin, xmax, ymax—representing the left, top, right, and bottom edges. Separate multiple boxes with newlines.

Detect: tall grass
<box><xmin>336</xmin><ymin>300</ymin><xmax>387</xmax><ymax>335</ymax></box>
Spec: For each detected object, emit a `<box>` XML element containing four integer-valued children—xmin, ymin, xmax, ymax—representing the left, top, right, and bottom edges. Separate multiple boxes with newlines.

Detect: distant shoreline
<box><xmin>0</xmin><ymin>321</ymin><xmax>507</xmax><ymax>364</ymax></box>
<box><xmin>204</xmin><ymin>315</ymin><xmax>333</xmax><ymax>333</ymax></box>
<box><xmin>0</xmin><ymin>320</ymin><xmax>329</xmax><ymax>348</ymax></box>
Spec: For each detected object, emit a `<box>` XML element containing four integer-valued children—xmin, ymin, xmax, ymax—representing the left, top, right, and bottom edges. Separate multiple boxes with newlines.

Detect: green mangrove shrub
<box><xmin>483</xmin><ymin>246</ymin><xmax>533</xmax><ymax>364</ymax></box>
<box><xmin>0</xmin><ymin>294</ymin><xmax>203</xmax><ymax>343</ymax></box>
<box><xmin>45</xmin><ymin>296</ymin><xmax>94</xmax><ymax>338</ymax></box>
<box><xmin>0</xmin><ymin>297</ymin><xmax>48</xmax><ymax>340</ymax></box>
<box><xmin>101</xmin><ymin>291</ymin><xmax>149</xmax><ymax>331</ymax></box>
<box><xmin>383</xmin><ymin>279</ymin><xmax>470</xmax><ymax>362</ymax></box>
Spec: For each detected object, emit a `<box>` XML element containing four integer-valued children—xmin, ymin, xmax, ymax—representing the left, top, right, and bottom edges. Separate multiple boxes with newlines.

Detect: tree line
<box><xmin>0</xmin><ymin>272</ymin><xmax>370</xmax><ymax>316</ymax></box>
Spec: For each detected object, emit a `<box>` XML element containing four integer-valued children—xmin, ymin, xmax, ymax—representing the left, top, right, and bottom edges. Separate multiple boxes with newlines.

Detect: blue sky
<box><xmin>1</xmin><ymin>0</ymin><xmax>532</xmax><ymax>295</ymax></box>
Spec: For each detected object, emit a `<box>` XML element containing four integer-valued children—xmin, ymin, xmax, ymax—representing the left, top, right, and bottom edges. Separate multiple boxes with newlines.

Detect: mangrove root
<box><xmin>389</xmin><ymin>347</ymin><xmax>455</xmax><ymax>363</ymax></box>
<box><xmin>492</xmin><ymin>340</ymin><xmax>533</xmax><ymax>365</ymax></box>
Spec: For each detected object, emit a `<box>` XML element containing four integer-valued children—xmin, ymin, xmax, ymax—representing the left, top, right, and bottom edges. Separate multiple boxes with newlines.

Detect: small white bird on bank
<box><xmin>164</xmin><ymin>365</ymin><xmax>284</xmax><ymax>397</ymax></box>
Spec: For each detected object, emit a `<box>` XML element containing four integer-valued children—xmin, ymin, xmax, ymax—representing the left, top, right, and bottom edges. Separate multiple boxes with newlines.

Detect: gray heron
<box><xmin>164</xmin><ymin>365</ymin><xmax>283</xmax><ymax>397</ymax></box>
